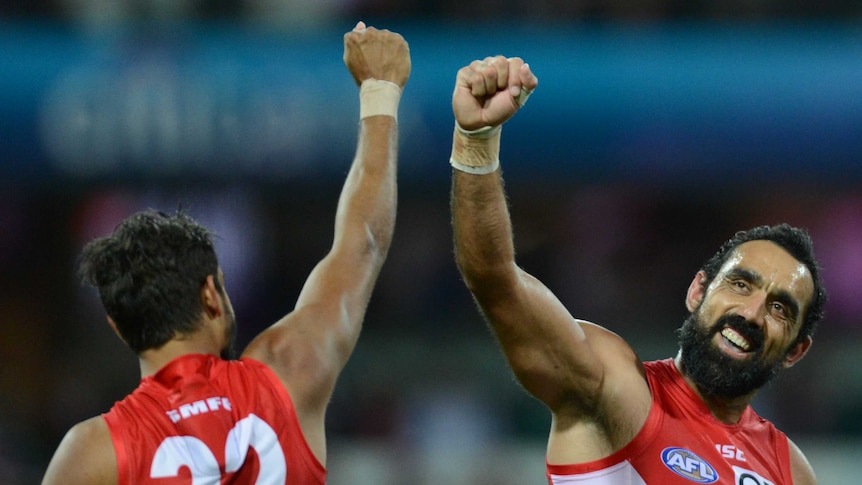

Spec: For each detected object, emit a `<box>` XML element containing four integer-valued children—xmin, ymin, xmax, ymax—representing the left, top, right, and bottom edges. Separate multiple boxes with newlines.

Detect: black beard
<box><xmin>677</xmin><ymin>312</ymin><xmax>785</xmax><ymax>399</ymax></box>
<box><xmin>220</xmin><ymin>338</ymin><xmax>237</xmax><ymax>360</ymax></box>
<box><xmin>220</xmin><ymin>306</ymin><xmax>238</xmax><ymax>361</ymax></box>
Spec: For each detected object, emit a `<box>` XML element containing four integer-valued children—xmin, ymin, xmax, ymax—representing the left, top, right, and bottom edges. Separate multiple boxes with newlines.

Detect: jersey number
<box><xmin>150</xmin><ymin>414</ymin><xmax>286</xmax><ymax>484</ymax></box>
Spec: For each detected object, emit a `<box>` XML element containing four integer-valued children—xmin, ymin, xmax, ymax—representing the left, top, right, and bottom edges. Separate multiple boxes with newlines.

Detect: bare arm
<box><xmin>451</xmin><ymin>56</ymin><xmax>607</xmax><ymax>409</ymax></box>
<box><xmin>42</xmin><ymin>417</ymin><xmax>117</xmax><ymax>485</ymax></box>
<box><xmin>449</xmin><ymin>57</ymin><xmax>650</xmax><ymax>457</ymax></box>
<box><xmin>788</xmin><ymin>438</ymin><xmax>818</xmax><ymax>485</ymax></box>
<box><xmin>242</xmin><ymin>22</ymin><xmax>410</xmax><ymax>462</ymax></box>
<box><xmin>452</xmin><ymin>167</ymin><xmax>608</xmax><ymax>409</ymax></box>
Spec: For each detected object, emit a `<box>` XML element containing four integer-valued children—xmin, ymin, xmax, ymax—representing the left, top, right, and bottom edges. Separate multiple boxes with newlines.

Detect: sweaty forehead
<box><xmin>723</xmin><ymin>240</ymin><xmax>815</xmax><ymax>301</ymax></box>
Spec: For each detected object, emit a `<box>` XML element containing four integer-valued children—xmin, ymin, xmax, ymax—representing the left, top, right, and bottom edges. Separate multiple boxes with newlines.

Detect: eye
<box><xmin>769</xmin><ymin>301</ymin><xmax>790</xmax><ymax>322</ymax></box>
<box><xmin>728</xmin><ymin>279</ymin><xmax>750</xmax><ymax>292</ymax></box>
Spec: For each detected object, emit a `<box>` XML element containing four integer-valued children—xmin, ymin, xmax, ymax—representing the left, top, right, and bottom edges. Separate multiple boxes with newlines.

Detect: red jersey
<box><xmin>103</xmin><ymin>354</ymin><xmax>326</xmax><ymax>485</ymax></box>
<box><xmin>547</xmin><ymin>359</ymin><xmax>794</xmax><ymax>485</ymax></box>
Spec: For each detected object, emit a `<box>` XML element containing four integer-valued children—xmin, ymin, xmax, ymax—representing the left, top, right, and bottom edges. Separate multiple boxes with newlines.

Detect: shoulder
<box><xmin>242</xmin><ymin>310</ymin><xmax>341</xmax><ymax>393</ymax></box>
<box><xmin>787</xmin><ymin>437</ymin><xmax>818</xmax><ymax>485</ymax></box>
<box><xmin>42</xmin><ymin>416</ymin><xmax>117</xmax><ymax>485</ymax></box>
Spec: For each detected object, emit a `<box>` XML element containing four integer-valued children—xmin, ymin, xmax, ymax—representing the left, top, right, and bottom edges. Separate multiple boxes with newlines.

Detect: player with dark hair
<box><xmin>448</xmin><ymin>55</ymin><xmax>825</xmax><ymax>484</ymax></box>
<box><xmin>42</xmin><ymin>21</ymin><xmax>410</xmax><ymax>485</ymax></box>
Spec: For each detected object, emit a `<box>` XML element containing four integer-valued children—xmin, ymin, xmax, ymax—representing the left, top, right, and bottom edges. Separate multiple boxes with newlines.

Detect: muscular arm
<box><xmin>242</xmin><ymin>23</ymin><xmax>410</xmax><ymax>463</ymax></box>
<box><xmin>264</xmin><ymin>113</ymin><xmax>398</xmax><ymax>392</ymax></box>
<box><xmin>452</xmin><ymin>170</ymin><xmax>605</xmax><ymax>409</ymax></box>
<box><xmin>450</xmin><ymin>57</ymin><xmax>650</xmax><ymax>462</ymax></box>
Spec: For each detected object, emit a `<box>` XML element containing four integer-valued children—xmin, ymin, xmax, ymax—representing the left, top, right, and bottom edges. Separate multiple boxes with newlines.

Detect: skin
<box><xmin>42</xmin><ymin>21</ymin><xmax>411</xmax><ymax>485</ymax></box>
<box><xmin>449</xmin><ymin>57</ymin><xmax>818</xmax><ymax>484</ymax></box>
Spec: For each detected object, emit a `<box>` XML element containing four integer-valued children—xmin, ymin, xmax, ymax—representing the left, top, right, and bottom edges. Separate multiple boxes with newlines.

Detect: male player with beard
<box><xmin>42</xmin><ymin>21</ymin><xmax>410</xmax><ymax>485</ymax></box>
<box><xmin>448</xmin><ymin>55</ymin><xmax>826</xmax><ymax>484</ymax></box>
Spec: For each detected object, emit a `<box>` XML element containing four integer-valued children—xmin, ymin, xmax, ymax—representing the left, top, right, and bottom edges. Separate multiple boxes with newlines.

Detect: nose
<box><xmin>737</xmin><ymin>291</ymin><xmax>768</xmax><ymax>327</ymax></box>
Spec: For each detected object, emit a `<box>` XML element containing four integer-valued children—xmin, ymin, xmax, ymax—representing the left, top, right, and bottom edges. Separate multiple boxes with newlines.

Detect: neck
<box><xmin>139</xmin><ymin>335</ymin><xmax>222</xmax><ymax>378</ymax></box>
<box><xmin>672</xmin><ymin>353</ymin><xmax>754</xmax><ymax>424</ymax></box>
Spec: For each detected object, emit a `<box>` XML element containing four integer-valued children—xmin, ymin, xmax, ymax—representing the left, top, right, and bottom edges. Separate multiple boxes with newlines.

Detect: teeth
<box><xmin>721</xmin><ymin>328</ymin><xmax>750</xmax><ymax>351</ymax></box>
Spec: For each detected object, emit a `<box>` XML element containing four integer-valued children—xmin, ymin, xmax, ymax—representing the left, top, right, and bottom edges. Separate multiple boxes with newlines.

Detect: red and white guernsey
<box><xmin>103</xmin><ymin>354</ymin><xmax>326</xmax><ymax>485</ymax></box>
<box><xmin>547</xmin><ymin>359</ymin><xmax>794</xmax><ymax>485</ymax></box>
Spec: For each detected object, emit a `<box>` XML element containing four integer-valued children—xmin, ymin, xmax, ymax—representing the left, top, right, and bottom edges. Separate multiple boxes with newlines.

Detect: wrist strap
<box><xmin>360</xmin><ymin>79</ymin><xmax>402</xmax><ymax>120</ymax></box>
<box><xmin>455</xmin><ymin>123</ymin><xmax>500</xmax><ymax>139</ymax></box>
<box><xmin>450</xmin><ymin>124</ymin><xmax>501</xmax><ymax>174</ymax></box>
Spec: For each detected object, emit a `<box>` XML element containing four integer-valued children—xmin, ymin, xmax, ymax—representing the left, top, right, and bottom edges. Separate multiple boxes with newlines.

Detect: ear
<box><xmin>782</xmin><ymin>335</ymin><xmax>812</xmax><ymax>369</ymax></box>
<box><xmin>106</xmin><ymin>316</ymin><xmax>127</xmax><ymax>344</ymax></box>
<box><xmin>685</xmin><ymin>271</ymin><xmax>708</xmax><ymax>313</ymax></box>
<box><xmin>201</xmin><ymin>275</ymin><xmax>223</xmax><ymax>319</ymax></box>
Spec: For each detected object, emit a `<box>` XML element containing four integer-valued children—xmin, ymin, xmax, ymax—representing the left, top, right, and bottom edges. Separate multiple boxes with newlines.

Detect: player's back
<box><xmin>103</xmin><ymin>353</ymin><xmax>325</xmax><ymax>485</ymax></box>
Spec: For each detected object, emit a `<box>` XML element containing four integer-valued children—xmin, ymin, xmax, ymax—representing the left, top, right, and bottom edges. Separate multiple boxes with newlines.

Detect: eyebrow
<box><xmin>725</xmin><ymin>268</ymin><xmax>801</xmax><ymax>321</ymax></box>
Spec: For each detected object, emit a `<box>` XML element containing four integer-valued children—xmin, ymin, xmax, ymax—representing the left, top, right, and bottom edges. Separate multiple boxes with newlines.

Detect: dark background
<box><xmin>2</xmin><ymin>2</ymin><xmax>861</xmax><ymax>483</ymax></box>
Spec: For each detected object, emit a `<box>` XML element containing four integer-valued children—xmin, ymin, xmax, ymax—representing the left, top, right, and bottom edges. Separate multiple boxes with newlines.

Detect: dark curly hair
<box><xmin>699</xmin><ymin>223</ymin><xmax>827</xmax><ymax>344</ymax></box>
<box><xmin>79</xmin><ymin>209</ymin><xmax>220</xmax><ymax>353</ymax></box>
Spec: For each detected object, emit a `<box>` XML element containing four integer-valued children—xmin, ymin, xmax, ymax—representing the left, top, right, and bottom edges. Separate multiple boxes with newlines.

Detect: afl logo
<box><xmin>661</xmin><ymin>447</ymin><xmax>719</xmax><ymax>483</ymax></box>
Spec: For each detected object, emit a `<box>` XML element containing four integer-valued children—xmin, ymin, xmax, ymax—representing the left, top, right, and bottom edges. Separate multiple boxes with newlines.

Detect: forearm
<box><xmin>334</xmin><ymin>115</ymin><xmax>398</xmax><ymax>265</ymax></box>
<box><xmin>450</xmin><ymin>133</ymin><xmax>517</xmax><ymax>293</ymax></box>
<box><xmin>451</xmin><ymin>144</ymin><xmax>597</xmax><ymax>408</ymax></box>
<box><xmin>272</xmin><ymin>111</ymin><xmax>399</xmax><ymax>409</ymax></box>
<box><xmin>288</xmin><ymin>76</ymin><xmax>402</xmax><ymax>367</ymax></box>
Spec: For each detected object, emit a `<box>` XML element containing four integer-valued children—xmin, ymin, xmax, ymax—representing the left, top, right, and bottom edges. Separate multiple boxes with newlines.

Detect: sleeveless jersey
<box><xmin>103</xmin><ymin>354</ymin><xmax>326</xmax><ymax>485</ymax></box>
<box><xmin>547</xmin><ymin>359</ymin><xmax>794</xmax><ymax>485</ymax></box>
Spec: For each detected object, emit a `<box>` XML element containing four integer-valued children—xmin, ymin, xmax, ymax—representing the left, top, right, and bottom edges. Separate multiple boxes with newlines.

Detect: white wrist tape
<box><xmin>450</xmin><ymin>124</ymin><xmax>502</xmax><ymax>174</ymax></box>
<box><xmin>360</xmin><ymin>79</ymin><xmax>402</xmax><ymax>121</ymax></box>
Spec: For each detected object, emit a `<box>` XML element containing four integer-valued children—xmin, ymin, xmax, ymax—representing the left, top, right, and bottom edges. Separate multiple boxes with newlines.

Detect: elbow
<box><xmin>364</xmin><ymin>219</ymin><xmax>394</xmax><ymax>263</ymax></box>
<box><xmin>508</xmin><ymin>351</ymin><xmax>605</xmax><ymax>414</ymax></box>
<box><xmin>455</xmin><ymin>253</ymin><xmax>518</xmax><ymax>301</ymax></box>
<box><xmin>454</xmin><ymin>251</ymin><xmax>483</xmax><ymax>291</ymax></box>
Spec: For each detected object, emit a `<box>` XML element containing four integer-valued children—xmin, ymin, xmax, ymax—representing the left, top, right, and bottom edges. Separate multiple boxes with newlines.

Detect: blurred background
<box><xmin>2</xmin><ymin>1</ymin><xmax>862</xmax><ymax>484</ymax></box>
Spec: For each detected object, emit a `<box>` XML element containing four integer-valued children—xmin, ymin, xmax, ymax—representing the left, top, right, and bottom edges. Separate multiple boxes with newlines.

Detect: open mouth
<box><xmin>720</xmin><ymin>327</ymin><xmax>752</xmax><ymax>353</ymax></box>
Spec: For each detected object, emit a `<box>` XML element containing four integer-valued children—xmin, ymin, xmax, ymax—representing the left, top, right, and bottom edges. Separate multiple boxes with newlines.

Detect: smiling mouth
<box><xmin>720</xmin><ymin>327</ymin><xmax>752</xmax><ymax>352</ymax></box>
